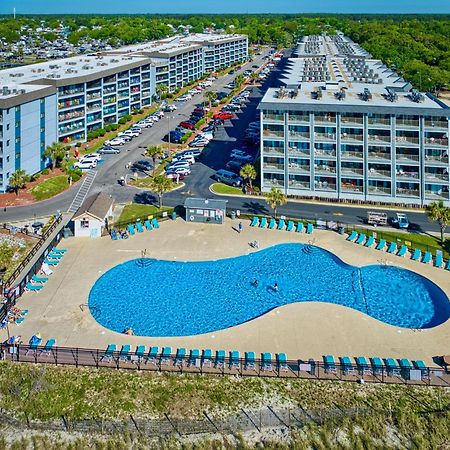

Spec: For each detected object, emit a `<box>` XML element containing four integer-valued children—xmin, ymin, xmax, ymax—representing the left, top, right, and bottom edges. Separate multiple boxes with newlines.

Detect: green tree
<box><xmin>155</xmin><ymin>83</ymin><xmax>168</xmax><ymax>101</ymax></box>
<box><xmin>148</xmin><ymin>175</ymin><xmax>174</xmax><ymax>208</ymax></box>
<box><xmin>235</xmin><ymin>74</ymin><xmax>245</xmax><ymax>88</ymax></box>
<box><xmin>8</xmin><ymin>169</ymin><xmax>29</xmax><ymax>196</ymax></box>
<box><xmin>146</xmin><ymin>145</ymin><xmax>164</xmax><ymax>176</ymax></box>
<box><xmin>204</xmin><ymin>90</ymin><xmax>217</xmax><ymax>109</ymax></box>
<box><xmin>426</xmin><ymin>200</ymin><xmax>450</xmax><ymax>245</ymax></box>
<box><xmin>264</xmin><ymin>187</ymin><xmax>287</xmax><ymax>218</ymax></box>
<box><xmin>44</xmin><ymin>142</ymin><xmax>66</xmax><ymax>171</ymax></box>
<box><xmin>249</xmin><ymin>72</ymin><xmax>259</xmax><ymax>84</ymax></box>
<box><xmin>240</xmin><ymin>164</ymin><xmax>257</xmax><ymax>189</ymax></box>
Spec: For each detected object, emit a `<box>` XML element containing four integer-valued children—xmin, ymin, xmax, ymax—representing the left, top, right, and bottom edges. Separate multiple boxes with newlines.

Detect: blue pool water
<box><xmin>88</xmin><ymin>244</ymin><xmax>450</xmax><ymax>336</ymax></box>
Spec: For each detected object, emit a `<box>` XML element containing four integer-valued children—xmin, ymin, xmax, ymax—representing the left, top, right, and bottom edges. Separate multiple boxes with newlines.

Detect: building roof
<box><xmin>184</xmin><ymin>197</ymin><xmax>228</xmax><ymax>210</ymax></box>
<box><xmin>73</xmin><ymin>192</ymin><xmax>113</xmax><ymax>221</ymax></box>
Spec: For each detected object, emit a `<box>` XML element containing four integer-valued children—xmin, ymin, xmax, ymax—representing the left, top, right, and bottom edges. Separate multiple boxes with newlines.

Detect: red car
<box><xmin>179</xmin><ymin>121</ymin><xmax>196</xmax><ymax>130</ymax></box>
<box><xmin>213</xmin><ymin>112</ymin><xmax>234</xmax><ymax>120</ymax></box>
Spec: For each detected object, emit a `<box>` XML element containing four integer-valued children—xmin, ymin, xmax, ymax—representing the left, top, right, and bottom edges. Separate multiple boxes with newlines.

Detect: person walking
<box><xmin>238</xmin><ymin>222</ymin><xmax>243</xmax><ymax>234</ymax></box>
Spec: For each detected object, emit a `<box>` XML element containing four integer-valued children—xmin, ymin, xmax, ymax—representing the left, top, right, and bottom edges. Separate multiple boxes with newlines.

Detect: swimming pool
<box><xmin>88</xmin><ymin>243</ymin><xmax>450</xmax><ymax>336</ymax></box>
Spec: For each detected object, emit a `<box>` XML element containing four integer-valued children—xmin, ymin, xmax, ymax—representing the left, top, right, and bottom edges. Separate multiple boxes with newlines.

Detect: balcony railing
<box><xmin>314</xmin><ymin>182</ymin><xmax>336</xmax><ymax>191</ymax></box>
<box><xmin>424</xmin><ymin>119</ymin><xmax>448</xmax><ymax>130</ymax></box>
<box><xmin>425</xmin><ymin>190</ymin><xmax>449</xmax><ymax>200</ymax></box>
<box><xmin>396</xmin><ymin>171</ymin><xmax>420</xmax><ymax>180</ymax></box>
<box><xmin>315</xmin><ymin>132</ymin><xmax>336</xmax><ymax>141</ymax></box>
<box><xmin>341</xmin><ymin>133</ymin><xmax>363</xmax><ymax>142</ymax></box>
<box><xmin>368</xmin><ymin>151</ymin><xmax>391</xmax><ymax>161</ymax></box>
<box><xmin>263</xmin><ymin>162</ymin><xmax>284</xmax><ymax>171</ymax></box>
<box><xmin>424</xmin><ymin>137</ymin><xmax>448</xmax><ymax>147</ymax></box>
<box><xmin>341</xmin><ymin>151</ymin><xmax>363</xmax><ymax>159</ymax></box>
<box><xmin>424</xmin><ymin>172</ymin><xmax>449</xmax><ymax>182</ymax></box>
<box><xmin>368</xmin><ymin>134</ymin><xmax>391</xmax><ymax>144</ymax></box>
<box><xmin>289</xmin><ymin>131</ymin><xmax>310</xmax><ymax>140</ymax></box>
<box><xmin>396</xmin><ymin>152</ymin><xmax>419</xmax><ymax>162</ymax></box>
<box><xmin>341</xmin><ymin>184</ymin><xmax>364</xmax><ymax>193</ymax></box>
<box><xmin>86</xmin><ymin>93</ymin><xmax>101</xmax><ymax>101</ymax></box>
<box><xmin>288</xmin><ymin>181</ymin><xmax>310</xmax><ymax>189</ymax></box>
<box><xmin>103</xmin><ymin>97</ymin><xmax>117</xmax><ymax>105</ymax></box>
<box><xmin>315</xmin><ymin>166</ymin><xmax>337</xmax><ymax>174</ymax></box>
<box><xmin>368</xmin><ymin>186</ymin><xmax>391</xmax><ymax>195</ymax></box>
<box><xmin>263</xmin><ymin>146</ymin><xmax>284</xmax><ymax>156</ymax></box>
<box><xmin>314</xmin><ymin>150</ymin><xmax>336</xmax><ymax>158</ymax></box>
<box><xmin>264</xmin><ymin>178</ymin><xmax>284</xmax><ymax>188</ymax></box>
<box><xmin>314</xmin><ymin>117</ymin><xmax>336</xmax><ymax>125</ymax></box>
<box><xmin>368</xmin><ymin>118</ymin><xmax>391</xmax><ymax>126</ymax></box>
<box><xmin>288</xmin><ymin>163</ymin><xmax>310</xmax><ymax>173</ymax></box>
<box><xmin>368</xmin><ymin>168</ymin><xmax>391</xmax><ymax>178</ymax></box>
<box><xmin>396</xmin><ymin>136</ymin><xmax>419</xmax><ymax>145</ymax></box>
<box><xmin>58</xmin><ymin>122</ymin><xmax>85</xmax><ymax>136</ymax></box>
<box><xmin>341</xmin><ymin>167</ymin><xmax>363</xmax><ymax>176</ymax></box>
<box><xmin>341</xmin><ymin>116</ymin><xmax>363</xmax><ymax>125</ymax></box>
<box><xmin>288</xmin><ymin>148</ymin><xmax>310</xmax><ymax>157</ymax></box>
<box><xmin>288</xmin><ymin>114</ymin><xmax>309</xmax><ymax>123</ymax></box>
<box><xmin>263</xmin><ymin>129</ymin><xmax>284</xmax><ymax>138</ymax></box>
<box><xmin>263</xmin><ymin>114</ymin><xmax>284</xmax><ymax>122</ymax></box>
<box><xmin>396</xmin><ymin>188</ymin><xmax>420</xmax><ymax>198</ymax></box>
<box><xmin>396</xmin><ymin>119</ymin><xmax>419</xmax><ymax>128</ymax></box>
<box><xmin>58</xmin><ymin>110</ymin><xmax>84</xmax><ymax>122</ymax></box>
<box><xmin>424</xmin><ymin>154</ymin><xmax>449</xmax><ymax>164</ymax></box>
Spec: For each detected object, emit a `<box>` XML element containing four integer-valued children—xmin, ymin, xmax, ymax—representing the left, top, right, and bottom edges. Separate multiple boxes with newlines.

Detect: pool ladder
<box><xmin>135</xmin><ymin>258</ymin><xmax>152</xmax><ymax>268</ymax></box>
<box><xmin>301</xmin><ymin>244</ymin><xmax>316</xmax><ymax>255</ymax></box>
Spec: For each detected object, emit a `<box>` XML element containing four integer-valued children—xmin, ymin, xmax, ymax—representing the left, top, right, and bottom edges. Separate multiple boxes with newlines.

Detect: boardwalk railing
<box><xmin>2</xmin><ymin>344</ymin><xmax>449</xmax><ymax>388</ymax></box>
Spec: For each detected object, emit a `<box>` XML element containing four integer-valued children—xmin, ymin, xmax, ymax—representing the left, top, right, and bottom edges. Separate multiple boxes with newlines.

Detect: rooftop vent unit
<box><xmin>384</xmin><ymin>87</ymin><xmax>398</xmax><ymax>102</ymax></box>
<box><xmin>20</xmin><ymin>89</ymin><xmax>26</xmax><ymax>94</ymax></box>
<box><xmin>335</xmin><ymin>87</ymin><xmax>346</xmax><ymax>101</ymax></box>
<box><xmin>409</xmin><ymin>89</ymin><xmax>424</xmax><ymax>103</ymax></box>
<box><xmin>311</xmin><ymin>88</ymin><xmax>323</xmax><ymax>100</ymax></box>
<box><xmin>2</xmin><ymin>86</ymin><xmax>11</xmax><ymax>96</ymax></box>
<box><xmin>359</xmin><ymin>88</ymin><xmax>372</xmax><ymax>101</ymax></box>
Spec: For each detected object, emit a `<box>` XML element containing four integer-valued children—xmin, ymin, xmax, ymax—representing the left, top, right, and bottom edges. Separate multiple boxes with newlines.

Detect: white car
<box><xmin>233</xmin><ymin>154</ymin><xmax>253</xmax><ymax>163</ymax></box>
<box><xmin>166</xmin><ymin>167</ymin><xmax>191</xmax><ymax>176</ymax></box>
<box><xmin>74</xmin><ymin>160</ymin><xmax>97</xmax><ymax>170</ymax></box>
<box><xmin>80</xmin><ymin>152</ymin><xmax>101</xmax><ymax>162</ymax></box>
<box><xmin>119</xmin><ymin>130</ymin><xmax>139</xmax><ymax>138</ymax></box>
<box><xmin>230</xmin><ymin>149</ymin><xmax>248</xmax><ymax>159</ymax></box>
<box><xmin>199</xmin><ymin>132</ymin><xmax>213</xmax><ymax>141</ymax></box>
<box><xmin>105</xmin><ymin>137</ymin><xmax>125</xmax><ymax>146</ymax></box>
<box><xmin>172</xmin><ymin>154</ymin><xmax>195</xmax><ymax>165</ymax></box>
<box><xmin>167</xmin><ymin>161</ymin><xmax>190</xmax><ymax>170</ymax></box>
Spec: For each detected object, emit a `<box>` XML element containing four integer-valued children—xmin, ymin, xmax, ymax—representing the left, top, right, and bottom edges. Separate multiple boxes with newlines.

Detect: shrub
<box><xmin>118</xmin><ymin>118</ymin><xmax>127</xmax><ymax>125</ymax></box>
<box><xmin>41</xmin><ymin>169</ymin><xmax>49</xmax><ymax>175</ymax></box>
<box><xmin>124</xmin><ymin>114</ymin><xmax>132</xmax><ymax>121</ymax></box>
<box><xmin>87</xmin><ymin>131</ymin><xmax>95</xmax><ymax>141</ymax></box>
<box><xmin>98</xmin><ymin>129</ymin><xmax>106</xmax><ymax>137</ymax></box>
<box><xmin>105</xmin><ymin>124</ymin><xmax>112</xmax><ymax>132</ymax></box>
<box><xmin>75</xmin><ymin>142</ymin><xmax>82</xmax><ymax>148</ymax></box>
<box><xmin>67</xmin><ymin>169</ymin><xmax>82</xmax><ymax>182</ymax></box>
<box><xmin>180</xmin><ymin>131</ymin><xmax>193</xmax><ymax>144</ymax></box>
<box><xmin>110</xmin><ymin>124</ymin><xmax>119</xmax><ymax>131</ymax></box>
<box><xmin>30</xmin><ymin>173</ymin><xmax>40</xmax><ymax>182</ymax></box>
<box><xmin>195</xmin><ymin>118</ymin><xmax>206</xmax><ymax>130</ymax></box>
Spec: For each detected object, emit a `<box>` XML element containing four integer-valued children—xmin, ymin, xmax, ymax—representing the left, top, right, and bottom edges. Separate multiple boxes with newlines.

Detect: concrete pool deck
<box><xmin>3</xmin><ymin>218</ymin><xmax>450</xmax><ymax>365</ymax></box>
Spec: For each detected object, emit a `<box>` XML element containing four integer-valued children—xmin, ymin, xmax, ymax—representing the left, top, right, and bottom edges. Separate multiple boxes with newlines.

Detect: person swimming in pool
<box><xmin>272</xmin><ymin>283</ymin><xmax>278</xmax><ymax>292</ymax></box>
<box><xmin>252</xmin><ymin>279</ymin><xmax>258</xmax><ymax>287</ymax></box>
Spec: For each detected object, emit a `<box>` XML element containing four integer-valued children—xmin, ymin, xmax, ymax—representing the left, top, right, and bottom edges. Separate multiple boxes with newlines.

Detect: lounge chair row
<box><xmin>347</xmin><ymin>231</ymin><xmax>450</xmax><ymax>269</ymax></box>
<box><xmin>250</xmin><ymin>217</ymin><xmax>313</xmax><ymax>234</ymax></box>
<box><xmin>323</xmin><ymin>354</ymin><xmax>430</xmax><ymax>380</ymax></box>
<box><xmin>26</xmin><ymin>247</ymin><xmax>67</xmax><ymax>292</ymax></box>
<box><xmin>100</xmin><ymin>344</ymin><xmax>288</xmax><ymax>371</ymax></box>
<box><xmin>25</xmin><ymin>336</ymin><xmax>56</xmax><ymax>356</ymax></box>
<box><xmin>112</xmin><ymin>218</ymin><xmax>160</xmax><ymax>240</ymax></box>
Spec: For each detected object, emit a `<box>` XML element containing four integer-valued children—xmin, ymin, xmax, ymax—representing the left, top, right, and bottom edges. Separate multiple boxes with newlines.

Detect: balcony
<box><xmin>288</xmin><ymin>163</ymin><xmax>310</xmax><ymax>173</ymax></box>
<box><xmin>396</xmin><ymin>187</ymin><xmax>420</xmax><ymax>198</ymax></box>
<box><xmin>396</xmin><ymin>170</ymin><xmax>419</xmax><ymax>181</ymax></box>
<box><xmin>103</xmin><ymin>97</ymin><xmax>117</xmax><ymax>105</ymax></box>
<box><xmin>263</xmin><ymin>129</ymin><xmax>284</xmax><ymax>139</ymax></box>
<box><xmin>58</xmin><ymin>110</ymin><xmax>84</xmax><ymax>123</ymax></box>
<box><xmin>314</xmin><ymin>132</ymin><xmax>336</xmax><ymax>142</ymax></box>
<box><xmin>424</xmin><ymin>137</ymin><xmax>448</xmax><ymax>148</ymax></box>
<box><xmin>368</xmin><ymin>134</ymin><xmax>391</xmax><ymax>145</ymax></box>
<box><xmin>58</xmin><ymin>122</ymin><xmax>85</xmax><ymax>136</ymax></box>
<box><xmin>289</xmin><ymin>131</ymin><xmax>310</xmax><ymax>140</ymax></box>
<box><xmin>315</xmin><ymin>165</ymin><xmax>336</xmax><ymax>175</ymax></box>
<box><xmin>368</xmin><ymin>185</ymin><xmax>391</xmax><ymax>195</ymax></box>
<box><xmin>341</xmin><ymin>183</ymin><xmax>364</xmax><ymax>193</ymax></box>
<box><xmin>341</xmin><ymin>167</ymin><xmax>363</xmax><ymax>177</ymax></box>
<box><xmin>314</xmin><ymin>116</ymin><xmax>336</xmax><ymax>125</ymax></box>
<box><xmin>314</xmin><ymin>180</ymin><xmax>336</xmax><ymax>191</ymax></box>
<box><xmin>396</xmin><ymin>136</ymin><xmax>419</xmax><ymax>146</ymax></box>
<box><xmin>368</xmin><ymin>168</ymin><xmax>391</xmax><ymax>178</ymax></box>
<box><xmin>86</xmin><ymin>102</ymin><xmax>102</xmax><ymax>112</ymax></box>
<box><xmin>263</xmin><ymin>177</ymin><xmax>284</xmax><ymax>188</ymax></box>
<box><xmin>368</xmin><ymin>117</ymin><xmax>390</xmax><ymax>127</ymax></box>
<box><xmin>288</xmin><ymin>114</ymin><xmax>309</xmax><ymax>124</ymax></box>
<box><xmin>314</xmin><ymin>150</ymin><xmax>336</xmax><ymax>158</ymax></box>
<box><xmin>341</xmin><ymin>116</ymin><xmax>364</xmax><ymax>126</ymax></box>
<box><xmin>367</xmin><ymin>150</ymin><xmax>391</xmax><ymax>161</ymax></box>
<box><xmin>58</xmin><ymin>87</ymin><xmax>84</xmax><ymax>98</ymax></box>
<box><xmin>86</xmin><ymin>92</ymin><xmax>101</xmax><ymax>101</ymax></box>
<box><xmin>396</xmin><ymin>119</ymin><xmax>419</xmax><ymax>129</ymax></box>
<box><xmin>263</xmin><ymin>113</ymin><xmax>284</xmax><ymax>122</ymax></box>
<box><xmin>103</xmin><ymin>87</ymin><xmax>116</xmax><ymax>95</ymax></box>
<box><xmin>341</xmin><ymin>151</ymin><xmax>363</xmax><ymax>160</ymax></box>
<box><xmin>424</xmin><ymin>154</ymin><xmax>449</xmax><ymax>165</ymax></box>
<box><xmin>263</xmin><ymin>146</ymin><xmax>284</xmax><ymax>156</ymax></box>
<box><xmin>341</xmin><ymin>133</ymin><xmax>363</xmax><ymax>143</ymax></box>
<box><xmin>425</xmin><ymin>190</ymin><xmax>449</xmax><ymax>200</ymax></box>
<box><xmin>396</xmin><ymin>152</ymin><xmax>419</xmax><ymax>163</ymax></box>
<box><xmin>424</xmin><ymin>119</ymin><xmax>448</xmax><ymax>131</ymax></box>
<box><xmin>263</xmin><ymin>162</ymin><xmax>284</xmax><ymax>171</ymax></box>
<box><xmin>424</xmin><ymin>172</ymin><xmax>449</xmax><ymax>182</ymax></box>
<box><xmin>58</xmin><ymin>97</ymin><xmax>84</xmax><ymax>110</ymax></box>
<box><xmin>288</xmin><ymin>147</ymin><xmax>310</xmax><ymax>157</ymax></box>
<box><xmin>288</xmin><ymin>180</ymin><xmax>310</xmax><ymax>190</ymax></box>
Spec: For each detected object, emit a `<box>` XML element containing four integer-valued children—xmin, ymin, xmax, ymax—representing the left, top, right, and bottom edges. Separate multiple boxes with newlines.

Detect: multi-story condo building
<box><xmin>0</xmin><ymin>33</ymin><xmax>247</xmax><ymax>192</ymax></box>
<box><xmin>259</xmin><ymin>34</ymin><xmax>450</xmax><ymax>206</ymax></box>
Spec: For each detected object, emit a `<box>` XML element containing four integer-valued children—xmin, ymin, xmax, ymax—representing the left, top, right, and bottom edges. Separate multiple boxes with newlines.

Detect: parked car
<box><xmin>182</xmin><ymin>149</ymin><xmax>202</xmax><ymax>158</ymax></box>
<box><xmin>105</xmin><ymin>137</ymin><xmax>125</xmax><ymax>146</ymax></box>
<box><xmin>132</xmin><ymin>160</ymin><xmax>153</xmax><ymax>172</ymax></box>
<box><xmin>180</xmin><ymin>121</ymin><xmax>196</xmax><ymax>130</ymax></box>
<box><xmin>216</xmin><ymin>92</ymin><xmax>228</xmax><ymax>100</ymax></box>
<box><xmin>190</xmin><ymin>138</ymin><xmax>209</xmax><ymax>148</ymax></box>
<box><xmin>213</xmin><ymin>112</ymin><xmax>234</xmax><ymax>120</ymax></box>
<box><xmin>74</xmin><ymin>160</ymin><xmax>97</xmax><ymax>170</ymax></box>
<box><xmin>230</xmin><ymin>149</ymin><xmax>249</xmax><ymax>159</ymax></box>
<box><xmin>98</xmin><ymin>146</ymin><xmax>120</xmax><ymax>154</ymax></box>
<box><xmin>166</xmin><ymin>167</ymin><xmax>191</xmax><ymax>176</ymax></box>
<box><xmin>392</xmin><ymin>213</ymin><xmax>409</xmax><ymax>229</ymax></box>
<box><xmin>162</xmin><ymin>104</ymin><xmax>177</xmax><ymax>112</ymax></box>
<box><xmin>80</xmin><ymin>153</ymin><xmax>101</xmax><ymax>162</ymax></box>
<box><xmin>232</xmin><ymin>154</ymin><xmax>253</xmax><ymax>163</ymax></box>
<box><xmin>214</xmin><ymin>169</ymin><xmax>243</xmax><ymax>187</ymax></box>
<box><xmin>224</xmin><ymin>104</ymin><xmax>241</xmax><ymax>112</ymax></box>
<box><xmin>119</xmin><ymin>130</ymin><xmax>139</xmax><ymax>138</ymax></box>
<box><xmin>226</xmin><ymin>160</ymin><xmax>244</xmax><ymax>173</ymax></box>
<box><xmin>166</xmin><ymin>161</ymin><xmax>190</xmax><ymax>171</ymax></box>
<box><xmin>171</xmin><ymin>154</ymin><xmax>195</xmax><ymax>165</ymax></box>
<box><xmin>166</xmin><ymin>172</ymin><xmax>185</xmax><ymax>181</ymax></box>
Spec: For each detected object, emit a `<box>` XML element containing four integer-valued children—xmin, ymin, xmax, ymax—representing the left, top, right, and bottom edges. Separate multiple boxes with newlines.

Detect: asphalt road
<box><xmin>0</xmin><ymin>49</ymin><xmax>439</xmax><ymax>234</ymax></box>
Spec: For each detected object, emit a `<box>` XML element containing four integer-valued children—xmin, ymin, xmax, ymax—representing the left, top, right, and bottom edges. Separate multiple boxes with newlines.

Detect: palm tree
<box><xmin>8</xmin><ymin>169</ymin><xmax>29</xmax><ymax>196</ymax></box>
<box><xmin>240</xmin><ymin>164</ymin><xmax>257</xmax><ymax>189</ymax></box>
<box><xmin>146</xmin><ymin>145</ymin><xmax>164</xmax><ymax>176</ymax></box>
<box><xmin>155</xmin><ymin>83</ymin><xmax>168</xmax><ymax>101</ymax></box>
<box><xmin>148</xmin><ymin>175</ymin><xmax>174</xmax><ymax>208</ymax></box>
<box><xmin>249</xmin><ymin>72</ymin><xmax>259</xmax><ymax>84</ymax></box>
<box><xmin>426</xmin><ymin>200</ymin><xmax>450</xmax><ymax>244</ymax></box>
<box><xmin>44</xmin><ymin>142</ymin><xmax>66</xmax><ymax>171</ymax></box>
<box><xmin>235</xmin><ymin>74</ymin><xmax>245</xmax><ymax>88</ymax></box>
<box><xmin>264</xmin><ymin>187</ymin><xmax>286</xmax><ymax>218</ymax></box>
<box><xmin>204</xmin><ymin>90</ymin><xmax>217</xmax><ymax>109</ymax></box>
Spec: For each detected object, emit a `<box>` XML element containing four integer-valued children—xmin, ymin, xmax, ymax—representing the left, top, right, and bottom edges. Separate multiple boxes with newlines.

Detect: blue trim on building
<box><xmin>40</xmin><ymin>99</ymin><xmax>46</xmax><ymax>170</ymax></box>
<box><xmin>14</xmin><ymin>106</ymin><xmax>20</xmax><ymax>171</ymax></box>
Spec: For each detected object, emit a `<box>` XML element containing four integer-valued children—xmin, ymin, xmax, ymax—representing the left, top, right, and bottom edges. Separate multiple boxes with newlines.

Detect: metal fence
<box><xmin>2</xmin><ymin>344</ymin><xmax>449</xmax><ymax>388</ymax></box>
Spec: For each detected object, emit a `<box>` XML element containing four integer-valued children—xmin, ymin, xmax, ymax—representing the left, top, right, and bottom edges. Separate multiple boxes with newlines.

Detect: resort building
<box><xmin>258</xmin><ymin>34</ymin><xmax>450</xmax><ymax>206</ymax></box>
<box><xmin>0</xmin><ymin>33</ymin><xmax>248</xmax><ymax>192</ymax></box>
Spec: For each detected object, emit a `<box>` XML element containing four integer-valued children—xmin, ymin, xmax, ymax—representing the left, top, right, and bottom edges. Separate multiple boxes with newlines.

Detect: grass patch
<box><xmin>210</xmin><ymin>182</ymin><xmax>244</xmax><ymax>195</ymax></box>
<box><xmin>118</xmin><ymin>203</ymin><xmax>172</xmax><ymax>224</ymax></box>
<box><xmin>352</xmin><ymin>227</ymin><xmax>449</xmax><ymax>259</ymax></box>
<box><xmin>31</xmin><ymin>175</ymin><xmax>68</xmax><ymax>201</ymax></box>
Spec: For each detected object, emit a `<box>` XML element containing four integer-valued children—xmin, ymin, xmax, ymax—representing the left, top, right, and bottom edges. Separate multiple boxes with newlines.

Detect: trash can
<box><xmin>171</xmin><ymin>211</ymin><xmax>177</xmax><ymax>221</ymax></box>
<box><xmin>338</xmin><ymin>226</ymin><xmax>345</xmax><ymax>235</ymax></box>
<box><xmin>230</xmin><ymin>211</ymin><xmax>236</xmax><ymax>220</ymax></box>
<box><xmin>63</xmin><ymin>227</ymin><xmax>70</xmax><ymax>239</ymax></box>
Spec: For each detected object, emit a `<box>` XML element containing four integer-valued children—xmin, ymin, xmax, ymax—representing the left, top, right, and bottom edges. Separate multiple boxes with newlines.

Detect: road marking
<box><xmin>333</xmin><ymin>213</ymin><xmax>344</xmax><ymax>216</ymax></box>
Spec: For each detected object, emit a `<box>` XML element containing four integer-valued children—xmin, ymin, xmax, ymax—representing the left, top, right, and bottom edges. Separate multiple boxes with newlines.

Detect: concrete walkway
<box><xmin>3</xmin><ymin>218</ymin><xmax>449</xmax><ymax>365</ymax></box>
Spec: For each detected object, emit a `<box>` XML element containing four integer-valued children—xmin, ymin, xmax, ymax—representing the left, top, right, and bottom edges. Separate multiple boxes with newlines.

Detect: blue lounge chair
<box><xmin>40</xmin><ymin>339</ymin><xmax>56</xmax><ymax>356</ymax></box>
<box><xmin>245</xmin><ymin>351</ymin><xmax>256</xmax><ymax>370</ymax></box>
<box><xmin>127</xmin><ymin>224</ymin><xmax>135</xmax><ymax>236</ymax></box>
<box><xmin>250</xmin><ymin>217</ymin><xmax>259</xmax><ymax>227</ymax></box>
<box><xmin>306</xmin><ymin>223</ymin><xmax>314</xmax><ymax>234</ymax></box>
<box><xmin>277</xmin><ymin>219</ymin><xmax>285</xmax><ymax>230</ymax></box>
<box><xmin>48</xmin><ymin>252</ymin><xmax>63</xmax><ymax>259</ymax></box>
<box><xmin>268</xmin><ymin>218</ymin><xmax>276</xmax><ymax>229</ymax></box>
<box><xmin>364</xmin><ymin>236</ymin><xmax>375</xmax><ymax>248</ymax></box>
<box><xmin>413</xmin><ymin>360</ymin><xmax>429</xmax><ymax>379</ymax></box>
<box><xmin>119</xmin><ymin>344</ymin><xmax>131</xmax><ymax>361</ymax></box>
<box><xmin>323</xmin><ymin>355</ymin><xmax>337</xmax><ymax>373</ymax></box>
<box><xmin>422</xmin><ymin>251</ymin><xmax>431</xmax><ymax>264</ymax></box>
<box><xmin>355</xmin><ymin>356</ymin><xmax>371</xmax><ymax>375</ymax></box>
<box><xmin>397</xmin><ymin>245</ymin><xmax>408</xmax><ymax>257</ymax></box>
<box><xmin>144</xmin><ymin>220</ymin><xmax>153</xmax><ymax>230</ymax></box>
<box><xmin>146</xmin><ymin>346</ymin><xmax>159</xmax><ymax>364</ymax></box>
<box><xmin>111</xmin><ymin>230</ymin><xmax>119</xmax><ymax>240</ymax></box>
<box><xmin>376</xmin><ymin>239</ymin><xmax>386</xmax><ymax>251</ymax></box>
<box><xmin>370</xmin><ymin>357</ymin><xmax>383</xmax><ymax>375</ymax></box>
<box><xmin>259</xmin><ymin>217</ymin><xmax>267</xmax><ymax>228</ymax></box>
<box><xmin>151</xmin><ymin>218</ymin><xmax>160</xmax><ymax>229</ymax></box>
<box><xmin>136</xmin><ymin>222</ymin><xmax>144</xmax><ymax>233</ymax></box>
<box><xmin>230</xmin><ymin>351</ymin><xmax>240</xmax><ymax>369</ymax></box>
<box><xmin>434</xmin><ymin>253</ymin><xmax>443</xmax><ymax>268</ymax></box>
<box><xmin>52</xmin><ymin>248</ymin><xmax>67</xmax><ymax>254</ymax></box>
<box><xmin>296</xmin><ymin>222</ymin><xmax>304</xmax><ymax>233</ymax></box>
<box><xmin>286</xmin><ymin>220</ymin><xmax>294</xmax><ymax>232</ymax></box>
<box><xmin>385</xmin><ymin>358</ymin><xmax>401</xmax><ymax>376</ymax></box>
<box><xmin>26</xmin><ymin>283</ymin><xmax>43</xmax><ymax>292</ymax></box>
<box><xmin>202</xmin><ymin>349</ymin><xmax>213</xmax><ymax>367</ymax></box>
<box><xmin>26</xmin><ymin>335</ymin><xmax>42</xmax><ymax>355</ymax></box>
<box><xmin>347</xmin><ymin>230</ymin><xmax>358</xmax><ymax>242</ymax></box>
<box><xmin>411</xmin><ymin>248</ymin><xmax>422</xmax><ymax>261</ymax></box>
<box><xmin>100</xmin><ymin>344</ymin><xmax>116</xmax><ymax>362</ymax></box>
<box><xmin>339</xmin><ymin>356</ymin><xmax>356</xmax><ymax>375</ymax></box>
<box><xmin>134</xmin><ymin>345</ymin><xmax>146</xmax><ymax>363</ymax></box>
<box><xmin>387</xmin><ymin>242</ymin><xmax>397</xmax><ymax>254</ymax></box>
<box><xmin>276</xmin><ymin>353</ymin><xmax>288</xmax><ymax>372</ymax></box>
<box><xmin>355</xmin><ymin>233</ymin><xmax>366</xmax><ymax>245</ymax></box>
<box><xmin>160</xmin><ymin>347</ymin><xmax>172</xmax><ymax>364</ymax></box>
<box><xmin>32</xmin><ymin>275</ymin><xmax>48</xmax><ymax>284</ymax></box>
<box><xmin>189</xmin><ymin>349</ymin><xmax>200</xmax><ymax>367</ymax></box>
<box><xmin>215</xmin><ymin>350</ymin><xmax>226</xmax><ymax>368</ymax></box>
<box><xmin>399</xmin><ymin>358</ymin><xmax>412</xmax><ymax>378</ymax></box>
<box><xmin>446</xmin><ymin>260</ymin><xmax>450</xmax><ymax>271</ymax></box>
<box><xmin>44</xmin><ymin>259</ymin><xmax>59</xmax><ymax>266</ymax></box>
<box><xmin>175</xmin><ymin>348</ymin><xmax>186</xmax><ymax>366</ymax></box>
<box><xmin>262</xmin><ymin>352</ymin><xmax>273</xmax><ymax>371</ymax></box>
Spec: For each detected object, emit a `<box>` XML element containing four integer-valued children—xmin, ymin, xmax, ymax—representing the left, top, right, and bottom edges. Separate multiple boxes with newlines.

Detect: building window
<box><xmin>6</xmin><ymin>124</ymin><xmax>9</xmax><ymax>131</ymax></box>
<box><xmin>80</xmin><ymin>218</ymin><xmax>89</xmax><ymax>229</ymax></box>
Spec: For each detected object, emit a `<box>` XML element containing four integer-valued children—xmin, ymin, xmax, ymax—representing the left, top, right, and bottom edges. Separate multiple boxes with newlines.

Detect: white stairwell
<box><xmin>67</xmin><ymin>170</ymin><xmax>97</xmax><ymax>214</ymax></box>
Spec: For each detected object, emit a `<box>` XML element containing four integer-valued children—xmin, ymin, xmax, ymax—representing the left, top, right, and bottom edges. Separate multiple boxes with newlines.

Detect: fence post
<box><xmin>76</xmin><ymin>347</ymin><xmax>78</xmax><ymax>368</ymax></box>
<box><xmin>96</xmin><ymin>349</ymin><xmax>99</xmax><ymax>369</ymax></box>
